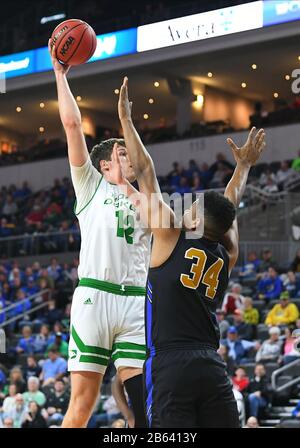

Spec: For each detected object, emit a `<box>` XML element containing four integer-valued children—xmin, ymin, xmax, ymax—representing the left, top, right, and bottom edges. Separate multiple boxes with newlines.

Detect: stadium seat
<box><xmin>265</xmin><ymin>362</ymin><xmax>279</xmax><ymax>378</ymax></box>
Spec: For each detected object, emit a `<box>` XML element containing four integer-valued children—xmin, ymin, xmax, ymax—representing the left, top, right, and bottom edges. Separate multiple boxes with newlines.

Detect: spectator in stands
<box><xmin>175</xmin><ymin>177</ymin><xmax>191</xmax><ymax>195</ymax></box>
<box><xmin>25</xmin><ymin>277</ymin><xmax>40</xmax><ymax>297</ymax></box>
<box><xmin>239</xmin><ymin>252</ymin><xmax>260</xmax><ymax>280</ymax></box>
<box><xmin>292</xmin><ymin>150</ymin><xmax>300</xmax><ymax>172</ymax></box>
<box><xmin>42</xmin><ymin>300</ymin><xmax>62</xmax><ymax>326</ymax></box>
<box><xmin>15</xmin><ymin>325</ymin><xmax>35</xmax><ymax>354</ymax></box>
<box><xmin>263</xmin><ymin>176</ymin><xmax>279</xmax><ymax>194</ymax></box>
<box><xmin>216</xmin><ymin>309</ymin><xmax>230</xmax><ymax>339</ymax></box>
<box><xmin>281</xmin><ymin>326</ymin><xmax>300</xmax><ymax>365</ymax></box>
<box><xmin>217</xmin><ymin>344</ymin><xmax>236</xmax><ymax>376</ymax></box>
<box><xmin>2</xmin><ymin>194</ymin><xmax>18</xmax><ymax>218</ymax></box>
<box><xmin>244</xmin><ymin>416</ymin><xmax>259</xmax><ymax>428</ymax></box>
<box><xmin>40</xmin><ymin>347</ymin><xmax>67</xmax><ymax>386</ymax></box>
<box><xmin>257</xmin><ymin>248</ymin><xmax>277</xmax><ymax>274</ymax></box>
<box><xmin>185</xmin><ymin>159</ymin><xmax>199</xmax><ymax>180</ymax></box>
<box><xmin>276</xmin><ymin>161</ymin><xmax>293</xmax><ymax>189</ymax></box>
<box><xmin>47</xmin><ymin>258</ymin><xmax>63</xmax><ymax>282</ymax></box>
<box><xmin>2</xmin><ymin>384</ymin><xmax>18</xmax><ymax>415</ymax></box>
<box><xmin>33</xmin><ymin>324</ymin><xmax>50</xmax><ymax>354</ymax></box>
<box><xmin>191</xmin><ymin>173</ymin><xmax>204</xmax><ymax>193</ymax></box>
<box><xmin>21</xmin><ymin>401</ymin><xmax>47</xmax><ymax>428</ymax></box>
<box><xmin>221</xmin><ymin>327</ymin><xmax>258</xmax><ymax>364</ymax></box>
<box><xmin>8</xmin><ymin>393</ymin><xmax>28</xmax><ymax>428</ymax></box>
<box><xmin>0</xmin><ymin>218</ymin><xmax>15</xmax><ymax>237</ymax></box>
<box><xmin>265</xmin><ymin>291</ymin><xmax>299</xmax><ymax>326</ymax></box>
<box><xmin>167</xmin><ymin>162</ymin><xmax>184</xmax><ymax>190</ymax></box>
<box><xmin>222</xmin><ymin>283</ymin><xmax>245</xmax><ymax>314</ymax></box>
<box><xmin>9</xmin><ymin>367</ymin><xmax>26</xmax><ymax>393</ymax></box>
<box><xmin>209</xmin><ymin>162</ymin><xmax>228</xmax><ymax>188</ymax></box>
<box><xmin>209</xmin><ymin>152</ymin><xmax>234</xmax><ymax>174</ymax></box>
<box><xmin>243</xmin><ymin>297</ymin><xmax>259</xmax><ymax>326</ymax></box>
<box><xmin>257</xmin><ymin>267</ymin><xmax>282</xmax><ymax>302</ymax></box>
<box><xmin>259</xmin><ymin>168</ymin><xmax>276</xmax><ymax>188</ymax></box>
<box><xmin>111</xmin><ymin>418</ymin><xmax>126</xmax><ymax>428</ymax></box>
<box><xmin>255</xmin><ymin>326</ymin><xmax>282</xmax><ymax>363</ymax></box>
<box><xmin>46</xmin><ymin>333</ymin><xmax>68</xmax><ymax>358</ymax></box>
<box><xmin>232</xmin><ymin>367</ymin><xmax>250</xmax><ymax>393</ymax></box>
<box><xmin>9</xmin><ymin>289</ymin><xmax>31</xmax><ymax>323</ymax></box>
<box><xmin>1</xmin><ymin>417</ymin><xmax>14</xmax><ymax>428</ymax></box>
<box><xmin>246</xmin><ymin>364</ymin><xmax>271</xmax><ymax>419</ymax></box>
<box><xmin>281</xmin><ymin>271</ymin><xmax>300</xmax><ymax>298</ymax></box>
<box><xmin>23</xmin><ymin>356</ymin><xmax>42</xmax><ymax>381</ymax></box>
<box><xmin>233</xmin><ymin>309</ymin><xmax>254</xmax><ymax>340</ymax></box>
<box><xmin>290</xmin><ymin>249</ymin><xmax>300</xmax><ymax>273</ymax></box>
<box><xmin>22</xmin><ymin>377</ymin><xmax>46</xmax><ymax>407</ymax></box>
<box><xmin>45</xmin><ymin>378</ymin><xmax>70</xmax><ymax>425</ymax></box>
<box><xmin>14</xmin><ymin>181</ymin><xmax>31</xmax><ymax>200</ymax></box>
<box><xmin>94</xmin><ymin>394</ymin><xmax>122</xmax><ymax>427</ymax></box>
<box><xmin>292</xmin><ymin>401</ymin><xmax>300</xmax><ymax>418</ymax></box>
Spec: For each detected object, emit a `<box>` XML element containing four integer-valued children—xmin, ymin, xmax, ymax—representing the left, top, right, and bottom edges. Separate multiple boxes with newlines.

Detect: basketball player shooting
<box><xmin>49</xmin><ymin>44</ymin><xmax>151</xmax><ymax>428</ymax></box>
<box><xmin>116</xmin><ymin>77</ymin><xmax>266</xmax><ymax>428</ymax></box>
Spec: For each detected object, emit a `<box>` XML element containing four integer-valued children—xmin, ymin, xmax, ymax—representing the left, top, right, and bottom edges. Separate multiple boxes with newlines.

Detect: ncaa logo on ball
<box><xmin>60</xmin><ymin>36</ymin><xmax>76</xmax><ymax>57</ymax></box>
<box><xmin>292</xmin><ymin>329</ymin><xmax>300</xmax><ymax>353</ymax></box>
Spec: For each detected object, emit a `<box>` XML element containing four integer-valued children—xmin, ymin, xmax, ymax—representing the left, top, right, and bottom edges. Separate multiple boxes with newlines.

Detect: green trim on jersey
<box><xmin>79</xmin><ymin>278</ymin><xmax>146</xmax><ymax>296</ymax></box>
<box><xmin>71</xmin><ymin>325</ymin><xmax>111</xmax><ymax>357</ymax></box>
<box><xmin>79</xmin><ymin>354</ymin><xmax>108</xmax><ymax>366</ymax></box>
<box><xmin>74</xmin><ymin>175</ymin><xmax>103</xmax><ymax>216</ymax></box>
<box><xmin>111</xmin><ymin>351</ymin><xmax>146</xmax><ymax>362</ymax></box>
<box><xmin>112</xmin><ymin>341</ymin><xmax>146</xmax><ymax>352</ymax></box>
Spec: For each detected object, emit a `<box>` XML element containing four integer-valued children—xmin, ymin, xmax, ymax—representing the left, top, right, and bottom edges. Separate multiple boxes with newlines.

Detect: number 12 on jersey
<box><xmin>180</xmin><ymin>248</ymin><xmax>224</xmax><ymax>299</ymax></box>
<box><xmin>115</xmin><ymin>210</ymin><xmax>134</xmax><ymax>244</ymax></box>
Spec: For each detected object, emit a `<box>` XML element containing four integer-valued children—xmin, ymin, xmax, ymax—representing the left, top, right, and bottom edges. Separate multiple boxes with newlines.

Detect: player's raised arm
<box><xmin>49</xmin><ymin>40</ymin><xmax>88</xmax><ymax>167</ymax></box>
<box><xmin>222</xmin><ymin>127</ymin><xmax>266</xmax><ymax>272</ymax></box>
<box><xmin>118</xmin><ymin>77</ymin><xmax>176</xmax><ymax>232</ymax></box>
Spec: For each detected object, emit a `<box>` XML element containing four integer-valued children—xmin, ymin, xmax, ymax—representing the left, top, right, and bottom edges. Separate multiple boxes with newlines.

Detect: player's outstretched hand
<box><xmin>118</xmin><ymin>76</ymin><xmax>133</xmax><ymax>122</ymax></box>
<box><xmin>48</xmin><ymin>39</ymin><xmax>70</xmax><ymax>75</ymax></box>
<box><xmin>226</xmin><ymin>127</ymin><xmax>266</xmax><ymax>168</ymax></box>
<box><xmin>110</xmin><ymin>143</ymin><xmax>126</xmax><ymax>185</ymax></box>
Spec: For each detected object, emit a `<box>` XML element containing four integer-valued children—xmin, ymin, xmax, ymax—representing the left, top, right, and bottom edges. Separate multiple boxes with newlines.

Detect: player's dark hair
<box><xmin>203</xmin><ymin>191</ymin><xmax>236</xmax><ymax>239</ymax></box>
<box><xmin>90</xmin><ymin>138</ymin><xmax>125</xmax><ymax>173</ymax></box>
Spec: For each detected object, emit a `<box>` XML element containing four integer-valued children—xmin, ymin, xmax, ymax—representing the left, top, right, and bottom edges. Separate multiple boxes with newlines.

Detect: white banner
<box><xmin>137</xmin><ymin>1</ymin><xmax>263</xmax><ymax>52</ymax></box>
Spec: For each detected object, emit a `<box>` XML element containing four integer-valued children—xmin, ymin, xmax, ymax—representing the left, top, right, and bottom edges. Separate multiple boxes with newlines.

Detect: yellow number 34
<box><xmin>180</xmin><ymin>248</ymin><xmax>224</xmax><ymax>299</ymax></box>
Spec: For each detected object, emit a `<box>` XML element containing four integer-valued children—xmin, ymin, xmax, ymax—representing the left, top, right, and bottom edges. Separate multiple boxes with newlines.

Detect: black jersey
<box><xmin>146</xmin><ymin>231</ymin><xmax>230</xmax><ymax>352</ymax></box>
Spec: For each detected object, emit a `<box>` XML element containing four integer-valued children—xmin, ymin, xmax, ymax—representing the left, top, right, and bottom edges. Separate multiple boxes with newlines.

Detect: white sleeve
<box><xmin>70</xmin><ymin>158</ymin><xmax>102</xmax><ymax>215</ymax></box>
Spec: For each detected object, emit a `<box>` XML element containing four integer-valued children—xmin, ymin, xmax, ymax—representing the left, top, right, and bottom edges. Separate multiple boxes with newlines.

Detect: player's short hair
<box><xmin>203</xmin><ymin>191</ymin><xmax>236</xmax><ymax>239</ymax></box>
<box><xmin>90</xmin><ymin>138</ymin><xmax>125</xmax><ymax>173</ymax></box>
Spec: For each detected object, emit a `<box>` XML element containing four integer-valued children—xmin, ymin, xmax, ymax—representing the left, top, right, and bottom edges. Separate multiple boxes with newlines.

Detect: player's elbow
<box><xmin>63</xmin><ymin>117</ymin><xmax>82</xmax><ymax>130</ymax></box>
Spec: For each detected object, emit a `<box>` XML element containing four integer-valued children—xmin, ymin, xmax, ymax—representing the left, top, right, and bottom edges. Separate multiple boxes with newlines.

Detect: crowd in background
<box><xmin>0</xmin><ymin>247</ymin><xmax>300</xmax><ymax>427</ymax></box>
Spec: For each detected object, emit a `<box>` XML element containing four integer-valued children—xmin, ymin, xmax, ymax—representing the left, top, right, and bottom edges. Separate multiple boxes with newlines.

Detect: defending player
<box><xmin>116</xmin><ymin>77</ymin><xmax>266</xmax><ymax>427</ymax></box>
<box><xmin>49</xmin><ymin>45</ymin><xmax>151</xmax><ymax>428</ymax></box>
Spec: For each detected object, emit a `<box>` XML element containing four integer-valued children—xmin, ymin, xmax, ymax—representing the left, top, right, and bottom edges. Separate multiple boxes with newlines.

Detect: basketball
<box><xmin>50</xmin><ymin>19</ymin><xmax>97</xmax><ymax>66</ymax></box>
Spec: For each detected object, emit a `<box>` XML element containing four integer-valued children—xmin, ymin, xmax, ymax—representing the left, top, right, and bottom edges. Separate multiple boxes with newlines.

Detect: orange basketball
<box><xmin>50</xmin><ymin>19</ymin><xmax>97</xmax><ymax>66</ymax></box>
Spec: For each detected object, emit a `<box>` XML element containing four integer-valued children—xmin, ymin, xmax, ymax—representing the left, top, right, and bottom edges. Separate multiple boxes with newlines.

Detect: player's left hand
<box><xmin>227</xmin><ymin>127</ymin><xmax>266</xmax><ymax>168</ymax></box>
<box><xmin>118</xmin><ymin>76</ymin><xmax>133</xmax><ymax>122</ymax></box>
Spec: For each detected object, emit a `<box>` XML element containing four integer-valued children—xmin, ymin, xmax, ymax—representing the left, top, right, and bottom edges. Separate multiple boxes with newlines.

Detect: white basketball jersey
<box><xmin>72</xmin><ymin>159</ymin><xmax>151</xmax><ymax>287</ymax></box>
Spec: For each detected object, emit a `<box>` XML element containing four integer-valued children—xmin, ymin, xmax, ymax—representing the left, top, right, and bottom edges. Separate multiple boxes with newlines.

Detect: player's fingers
<box><xmin>112</xmin><ymin>143</ymin><xmax>118</xmax><ymax>162</ymax></box>
<box><xmin>226</xmin><ymin>138</ymin><xmax>238</xmax><ymax>153</ymax></box>
<box><xmin>247</xmin><ymin>126</ymin><xmax>256</xmax><ymax>144</ymax></box>
<box><xmin>253</xmin><ymin>128</ymin><xmax>264</xmax><ymax>146</ymax></box>
<box><xmin>256</xmin><ymin>132</ymin><xmax>266</xmax><ymax>150</ymax></box>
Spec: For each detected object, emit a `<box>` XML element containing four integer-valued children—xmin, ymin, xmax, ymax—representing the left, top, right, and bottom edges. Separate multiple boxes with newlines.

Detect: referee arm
<box><xmin>223</xmin><ymin>127</ymin><xmax>266</xmax><ymax>273</ymax></box>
